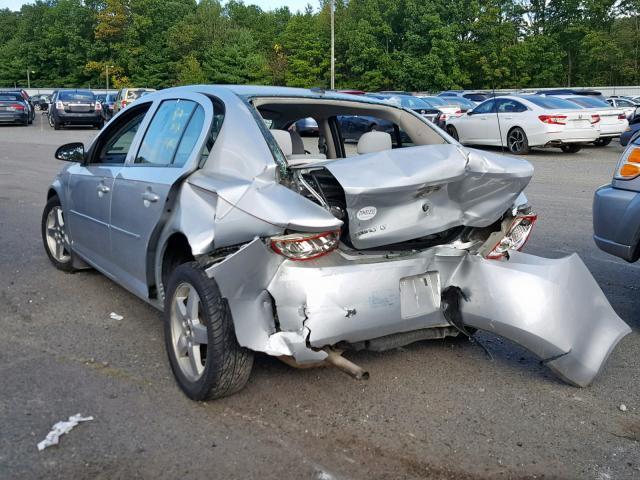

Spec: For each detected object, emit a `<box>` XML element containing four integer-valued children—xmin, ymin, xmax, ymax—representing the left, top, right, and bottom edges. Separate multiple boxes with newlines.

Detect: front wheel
<box><xmin>560</xmin><ymin>144</ymin><xmax>582</xmax><ymax>153</ymax></box>
<box><xmin>164</xmin><ymin>262</ymin><xmax>253</xmax><ymax>401</ymax></box>
<box><xmin>446</xmin><ymin>125</ymin><xmax>459</xmax><ymax>141</ymax></box>
<box><xmin>507</xmin><ymin>127</ymin><xmax>530</xmax><ymax>155</ymax></box>
<box><xmin>593</xmin><ymin>138</ymin><xmax>612</xmax><ymax>147</ymax></box>
<box><xmin>41</xmin><ymin>196</ymin><xmax>75</xmax><ymax>272</ymax></box>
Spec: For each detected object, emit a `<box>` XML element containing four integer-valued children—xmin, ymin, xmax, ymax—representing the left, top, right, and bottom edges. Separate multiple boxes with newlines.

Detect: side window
<box><xmin>92</xmin><ymin>106</ymin><xmax>150</xmax><ymax>165</ymax></box>
<box><xmin>135</xmin><ymin>99</ymin><xmax>197</xmax><ymax>166</ymax></box>
<box><xmin>173</xmin><ymin>106</ymin><xmax>205</xmax><ymax>167</ymax></box>
<box><xmin>473</xmin><ymin>100</ymin><xmax>496</xmax><ymax>114</ymax></box>
<box><xmin>497</xmin><ymin>100</ymin><xmax>526</xmax><ymax>113</ymax></box>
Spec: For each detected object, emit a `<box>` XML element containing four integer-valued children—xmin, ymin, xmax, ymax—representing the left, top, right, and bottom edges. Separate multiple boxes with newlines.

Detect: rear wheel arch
<box><xmin>158</xmin><ymin>232</ymin><xmax>195</xmax><ymax>301</ymax></box>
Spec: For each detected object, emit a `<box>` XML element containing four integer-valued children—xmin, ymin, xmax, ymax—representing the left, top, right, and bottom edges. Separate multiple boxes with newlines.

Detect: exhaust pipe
<box><xmin>323</xmin><ymin>349</ymin><xmax>369</xmax><ymax>380</ymax></box>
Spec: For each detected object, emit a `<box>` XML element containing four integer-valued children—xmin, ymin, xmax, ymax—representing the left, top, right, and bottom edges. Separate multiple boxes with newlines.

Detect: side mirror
<box><xmin>55</xmin><ymin>142</ymin><xmax>85</xmax><ymax>162</ymax></box>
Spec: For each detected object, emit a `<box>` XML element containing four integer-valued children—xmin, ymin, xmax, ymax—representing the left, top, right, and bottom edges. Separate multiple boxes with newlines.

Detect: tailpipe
<box><xmin>323</xmin><ymin>349</ymin><xmax>369</xmax><ymax>380</ymax></box>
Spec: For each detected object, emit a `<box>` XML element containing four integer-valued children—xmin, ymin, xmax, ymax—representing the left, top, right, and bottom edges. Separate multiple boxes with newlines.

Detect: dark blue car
<box><xmin>620</xmin><ymin>115</ymin><xmax>640</xmax><ymax>146</ymax></box>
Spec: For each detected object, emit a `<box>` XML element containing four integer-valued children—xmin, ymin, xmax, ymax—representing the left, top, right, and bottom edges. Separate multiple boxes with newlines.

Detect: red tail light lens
<box><xmin>618</xmin><ymin>113</ymin><xmax>627</xmax><ymax>120</ymax></box>
<box><xmin>486</xmin><ymin>214</ymin><xmax>538</xmax><ymax>260</ymax></box>
<box><xmin>270</xmin><ymin>230</ymin><xmax>340</xmax><ymax>261</ymax></box>
<box><xmin>121</xmin><ymin>100</ymin><xmax>126</xmax><ymax>108</ymax></box>
<box><xmin>538</xmin><ymin>115</ymin><xmax>567</xmax><ymax>125</ymax></box>
<box><xmin>590</xmin><ymin>114</ymin><xmax>600</xmax><ymax>124</ymax></box>
<box><xmin>8</xmin><ymin>103</ymin><xmax>25</xmax><ymax>111</ymax></box>
<box><xmin>455</xmin><ymin>109</ymin><xmax>462</xmax><ymax>115</ymax></box>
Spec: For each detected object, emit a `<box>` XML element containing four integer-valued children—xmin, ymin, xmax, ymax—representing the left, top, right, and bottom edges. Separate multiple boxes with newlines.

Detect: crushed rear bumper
<box><xmin>207</xmin><ymin>240</ymin><xmax>630</xmax><ymax>387</ymax></box>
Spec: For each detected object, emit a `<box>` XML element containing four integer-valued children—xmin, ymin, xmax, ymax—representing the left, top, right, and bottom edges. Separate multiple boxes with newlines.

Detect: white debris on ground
<box><xmin>619</xmin><ymin>404</ymin><xmax>628</xmax><ymax>412</ymax></box>
<box><xmin>37</xmin><ymin>414</ymin><xmax>94</xmax><ymax>451</ymax></box>
<box><xmin>109</xmin><ymin>312</ymin><xmax>124</xmax><ymax>321</ymax></box>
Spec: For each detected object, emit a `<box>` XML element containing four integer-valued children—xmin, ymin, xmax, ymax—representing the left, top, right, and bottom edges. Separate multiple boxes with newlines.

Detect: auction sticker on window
<box><xmin>356</xmin><ymin>206</ymin><xmax>377</xmax><ymax>221</ymax></box>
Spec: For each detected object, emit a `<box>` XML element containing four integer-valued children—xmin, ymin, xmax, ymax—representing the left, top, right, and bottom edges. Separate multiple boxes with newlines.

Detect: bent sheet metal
<box><xmin>208</xmin><ymin>240</ymin><xmax>629</xmax><ymax>387</ymax></box>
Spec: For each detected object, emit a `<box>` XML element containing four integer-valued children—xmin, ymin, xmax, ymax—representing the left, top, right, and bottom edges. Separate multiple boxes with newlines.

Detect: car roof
<box><xmin>182</xmin><ymin>85</ymin><xmax>402</xmax><ymax>107</ymax></box>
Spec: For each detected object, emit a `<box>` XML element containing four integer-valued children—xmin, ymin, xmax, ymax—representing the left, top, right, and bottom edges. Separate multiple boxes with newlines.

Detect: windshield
<box><xmin>522</xmin><ymin>96</ymin><xmax>581</xmax><ymax>110</ymax></box>
<box><xmin>565</xmin><ymin>96</ymin><xmax>609</xmax><ymax>108</ymax></box>
<box><xmin>0</xmin><ymin>93</ymin><xmax>22</xmax><ymax>102</ymax></box>
<box><xmin>463</xmin><ymin>93</ymin><xmax>488</xmax><ymax>102</ymax></box>
<box><xmin>446</xmin><ymin>97</ymin><xmax>476</xmax><ymax>109</ymax></box>
<box><xmin>420</xmin><ymin>96</ymin><xmax>449</xmax><ymax>107</ymax></box>
<box><xmin>59</xmin><ymin>91</ymin><xmax>94</xmax><ymax>102</ymax></box>
<box><xmin>385</xmin><ymin>95</ymin><xmax>429</xmax><ymax>109</ymax></box>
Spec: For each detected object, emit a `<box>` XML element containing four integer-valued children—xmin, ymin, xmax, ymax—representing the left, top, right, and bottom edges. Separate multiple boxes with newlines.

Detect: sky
<box><xmin>0</xmin><ymin>0</ymin><xmax>318</xmax><ymax>12</ymax></box>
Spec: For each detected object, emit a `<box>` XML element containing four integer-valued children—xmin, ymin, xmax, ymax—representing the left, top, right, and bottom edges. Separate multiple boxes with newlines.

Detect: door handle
<box><xmin>142</xmin><ymin>191</ymin><xmax>159</xmax><ymax>203</ymax></box>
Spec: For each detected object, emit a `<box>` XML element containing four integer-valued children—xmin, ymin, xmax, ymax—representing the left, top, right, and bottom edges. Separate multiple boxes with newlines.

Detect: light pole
<box><xmin>106</xmin><ymin>65</ymin><xmax>114</xmax><ymax>92</ymax></box>
<box><xmin>27</xmin><ymin>69</ymin><xmax>34</xmax><ymax>89</ymax></box>
<box><xmin>330</xmin><ymin>0</ymin><xmax>335</xmax><ymax>90</ymax></box>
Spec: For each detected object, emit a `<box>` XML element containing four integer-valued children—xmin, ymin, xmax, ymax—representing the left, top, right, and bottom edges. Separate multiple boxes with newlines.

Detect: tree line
<box><xmin>0</xmin><ymin>0</ymin><xmax>638</xmax><ymax>91</ymax></box>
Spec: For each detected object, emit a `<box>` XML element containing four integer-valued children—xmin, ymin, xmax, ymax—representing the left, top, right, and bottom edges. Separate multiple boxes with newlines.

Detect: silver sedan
<box><xmin>42</xmin><ymin>85</ymin><xmax>630</xmax><ymax>400</ymax></box>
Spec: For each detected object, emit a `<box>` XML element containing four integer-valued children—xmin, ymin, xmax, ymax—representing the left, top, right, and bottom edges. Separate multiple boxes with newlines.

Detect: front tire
<box><xmin>507</xmin><ymin>127</ymin><xmax>530</xmax><ymax>155</ymax></box>
<box><xmin>53</xmin><ymin>119</ymin><xmax>61</xmax><ymax>130</ymax></box>
<box><xmin>561</xmin><ymin>144</ymin><xmax>582</xmax><ymax>153</ymax></box>
<box><xmin>164</xmin><ymin>262</ymin><xmax>253</xmax><ymax>401</ymax></box>
<box><xmin>593</xmin><ymin>138</ymin><xmax>612</xmax><ymax>147</ymax></box>
<box><xmin>41</xmin><ymin>196</ymin><xmax>75</xmax><ymax>272</ymax></box>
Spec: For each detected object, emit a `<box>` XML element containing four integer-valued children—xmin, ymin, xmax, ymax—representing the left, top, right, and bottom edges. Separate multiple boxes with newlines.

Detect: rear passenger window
<box><xmin>173</xmin><ymin>106</ymin><xmax>205</xmax><ymax>167</ymax></box>
<box><xmin>135</xmin><ymin>100</ymin><xmax>196</xmax><ymax>166</ymax></box>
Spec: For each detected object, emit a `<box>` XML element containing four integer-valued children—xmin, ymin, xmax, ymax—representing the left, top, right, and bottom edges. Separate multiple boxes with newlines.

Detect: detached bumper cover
<box><xmin>207</xmin><ymin>240</ymin><xmax>630</xmax><ymax>387</ymax></box>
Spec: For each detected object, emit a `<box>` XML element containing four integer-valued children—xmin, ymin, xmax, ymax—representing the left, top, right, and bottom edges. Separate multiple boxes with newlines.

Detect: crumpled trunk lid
<box><xmin>323</xmin><ymin>145</ymin><xmax>533</xmax><ymax>249</ymax></box>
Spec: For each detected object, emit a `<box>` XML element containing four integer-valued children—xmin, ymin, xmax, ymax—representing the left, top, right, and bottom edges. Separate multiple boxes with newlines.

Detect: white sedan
<box><xmin>446</xmin><ymin>95</ymin><xmax>600</xmax><ymax>154</ymax></box>
<box><xmin>607</xmin><ymin>97</ymin><xmax>639</xmax><ymax>118</ymax></box>
<box><xmin>558</xmin><ymin>95</ymin><xmax>628</xmax><ymax>147</ymax></box>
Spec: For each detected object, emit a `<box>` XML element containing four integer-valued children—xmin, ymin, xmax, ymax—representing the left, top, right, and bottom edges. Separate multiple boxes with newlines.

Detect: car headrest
<box><xmin>271</xmin><ymin>129</ymin><xmax>292</xmax><ymax>156</ymax></box>
<box><xmin>357</xmin><ymin>131</ymin><xmax>392</xmax><ymax>155</ymax></box>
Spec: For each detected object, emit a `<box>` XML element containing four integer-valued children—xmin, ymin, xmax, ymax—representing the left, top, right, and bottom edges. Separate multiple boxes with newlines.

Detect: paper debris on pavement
<box><xmin>109</xmin><ymin>312</ymin><xmax>124</xmax><ymax>321</ymax></box>
<box><xmin>37</xmin><ymin>414</ymin><xmax>94</xmax><ymax>451</ymax></box>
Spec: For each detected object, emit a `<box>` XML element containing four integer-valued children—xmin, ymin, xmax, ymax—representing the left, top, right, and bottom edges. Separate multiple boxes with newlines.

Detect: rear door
<box><xmin>109</xmin><ymin>93</ymin><xmax>213</xmax><ymax>298</ymax></box>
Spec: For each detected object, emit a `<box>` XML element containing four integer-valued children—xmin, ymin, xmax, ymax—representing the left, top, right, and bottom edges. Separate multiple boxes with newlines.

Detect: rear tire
<box><xmin>507</xmin><ymin>127</ymin><xmax>530</xmax><ymax>155</ymax></box>
<box><xmin>164</xmin><ymin>262</ymin><xmax>253</xmax><ymax>401</ymax></box>
<box><xmin>53</xmin><ymin>119</ymin><xmax>61</xmax><ymax>130</ymax></box>
<box><xmin>560</xmin><ymin>144</ymin><xmax>582</xmax><ymax>153</ymax></box>
<box><xmin>41</xmin><ymin>196</ymin><xmax>75</xmax><ymax>272</ymax></box>
<box><xmin>593</xmin><ymin>138</ymin><xmax>612</xmax><ymax>147</ymax></box>
<box><xmin>446</xmin><ymin>125</ymin><xmax>459</xmax><ymax>141</ymax></box>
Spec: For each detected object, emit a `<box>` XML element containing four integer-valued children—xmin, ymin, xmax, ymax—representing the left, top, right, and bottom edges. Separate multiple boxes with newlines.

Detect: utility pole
<box><xmin>27</xmin><ymin>69</ymin><xmax>34</xmax><ymax>89</ymax></box>
<box><xmin>330</xmin><ymin>0</ymin><xmax>335</xmax><ymax>90</ymax></box>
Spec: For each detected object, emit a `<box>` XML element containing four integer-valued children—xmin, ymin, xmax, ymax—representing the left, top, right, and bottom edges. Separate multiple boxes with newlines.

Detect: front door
<box><xmin>109</xmin><ymin>94</ymin><xmax>213</xmax><ymax>298</ymax></box>
<box><xmin>67</xmin><ymin>102</ymin><xmax>152</xmax><ymax>274</ymax></box>
<box><xmin>461</xmin><ymin>99</ymin><xmax>496</xmax><ymax>143</ymax></box>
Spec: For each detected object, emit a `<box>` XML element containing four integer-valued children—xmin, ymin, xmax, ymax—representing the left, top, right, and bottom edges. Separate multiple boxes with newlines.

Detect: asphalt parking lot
<box><xmin>1</xmin><ymin>114</ymin><xmax>639</xmax><ymax>479</ymax></box>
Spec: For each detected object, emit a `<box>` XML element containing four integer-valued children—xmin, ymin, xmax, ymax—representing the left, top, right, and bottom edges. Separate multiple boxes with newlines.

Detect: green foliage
<box><xmin>0</xmin><ymin>0</ymin><xmax>637</xmax><ymax>90</ymax></box>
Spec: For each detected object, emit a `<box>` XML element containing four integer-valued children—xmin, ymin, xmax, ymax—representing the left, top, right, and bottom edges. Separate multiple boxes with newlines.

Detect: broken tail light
<box><xmin>538</xmin><ymin>115</ymin><xmax>567</xmax><ymax>125</ymax></box>
<box><xmin>615</xmin><ymin>147</ymin><xmax>640</xmax><ymax>179</ymax></box>
<box><xmin>270</xmin><ymin>230</ymin><xmax>340</xmax><ymax>261</ymax></box>
<box><xmin>486</xmin><ymin>214</ymin><xmax>538</xmax><ymax>259</ymax></box>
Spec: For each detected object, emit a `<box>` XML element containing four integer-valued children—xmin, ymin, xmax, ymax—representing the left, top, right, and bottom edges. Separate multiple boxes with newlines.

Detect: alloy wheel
<box><xmin>508</xmin><ymin>129</ymin><xmax>525</xmax><ymax>153</ymax></box>
<box><xmin>45</xmin><ymin>206</ymin><xmax>71</xmax><ymax>263</ymax></box>
<box><xmin>170</xmin><ymin>283</ymin><xmax>209</xmax><ymax>382</ymax></box>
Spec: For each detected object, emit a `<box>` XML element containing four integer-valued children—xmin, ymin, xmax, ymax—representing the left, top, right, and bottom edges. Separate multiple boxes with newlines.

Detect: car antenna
<box><xmin>494</xmin><ymin>84</ymin><xmax>505</xmax><ymax>153</ymax></box>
